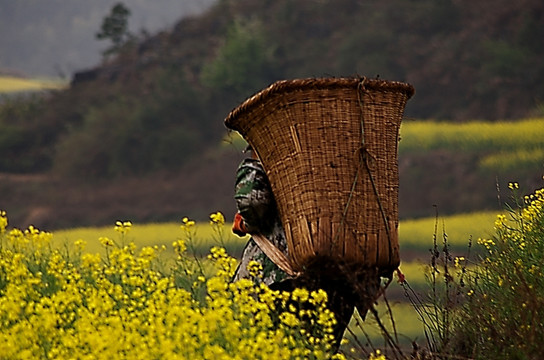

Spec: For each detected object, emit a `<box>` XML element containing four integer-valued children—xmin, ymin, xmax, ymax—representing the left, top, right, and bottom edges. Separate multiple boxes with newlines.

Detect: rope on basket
<box><xmin>333</xmin><ymin>77</ymin><xmax>394</xmax><ymax>280</ymax></box>
<box><xmin>357</xmin><ymin>80</ymin><xmax>392</xmax><ymax>251</ymax></box>
<box><xmin>331</xmin><ymin>77</ymin><xmax>369</xmax><ymax>248</ymax></box>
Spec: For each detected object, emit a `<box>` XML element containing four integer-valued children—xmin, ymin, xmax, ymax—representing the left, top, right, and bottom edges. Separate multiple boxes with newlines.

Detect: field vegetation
<box><xmin>0</xmin><ymin>208</ymin><xmax>432</xmax><ymax>358</ymax></box>
<box><xmin>0</xmin><ymin>212</ymin><xmax>345</xmax><ymax>359</ymax></box>
<box><xmin>52</xmin><ymin>213</ymin><xmax>449</xmax><ymax>342</ymax></box>
<box><xmin>50</xmin><ymin>209</ymin><xmax>497</xmax><ymax>348</ymax></box>
<box><xmin>3</xmin><ymin>184</ymin><xmax>543</xmax><ymax>359</ymax></box>
<box><xmin>0</xmin><ymin>75</ymin><xmax>65</xmax><ymax>94</ymax></box>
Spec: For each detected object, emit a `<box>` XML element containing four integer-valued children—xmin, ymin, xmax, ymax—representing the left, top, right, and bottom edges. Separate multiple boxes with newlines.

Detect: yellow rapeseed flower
<box><xmin>114</xmin><ymin>220</ymin><xmax>132</xmax><ymax>235</ymax></box>
<box><xmin>508</xmin><ymin>182</ymin><xmax>519</xmax><ymax>190</ymax></box>
<box><xmin>369</xmin><ymin>349</ymin><xmax>387</xmax><ymax>360</ymax></box>
<box><xmin>74</xmin><ymin>239</ymin><xmax>87</xmax><ymax>251</ymax></box>
<box><xmin>292</xmin><ymin>288</ymin><xmax>310</xmax><ymax>303</ymax></box>
<box><xmin>172</xmin><ymin>239</ymin><xmax>187</xmax><ymax>254</ymax></box>
<box><xmin>0</xmin><ymin>210</ymin><xmax>7</xmax><ymax>233</ymax></box>
<box><xmin>209</xmin><ymin>211</ymin><xmax>225</xmax><ymax>226</ymax></box>
<box><xmin>181</xmin><ymin>217</ymin><xmax>195</xmax><ymax>227</ymax></box>
<box><xmin>477</xmin><ymin>237</ymin><xmax>495</xmax><ymax>251</ymax></box>
<box><xmin>247</xmin><ymin>260</ymin><xmax>263</xmax><ymax>277</ymax></box>
<box><xmin>180</xmin><ymin>217</ymin><xmax>196</xmax><ymax>235</ymax></box>
<box><xmin>454</xmin><ymin>256</ymin><xmax>465</xmax><ymax>267</ymax></box>
<box><xmin>99</xmin><ymin>236</ymin><xmax>114</xmax><ymax>247</ymax></box>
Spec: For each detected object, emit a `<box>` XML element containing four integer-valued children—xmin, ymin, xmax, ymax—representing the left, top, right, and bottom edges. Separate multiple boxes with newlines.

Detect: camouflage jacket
<box><xmin>231</xmin><ymin>158</ymin><xmax>290</xmax><ymax>286</ymax></box>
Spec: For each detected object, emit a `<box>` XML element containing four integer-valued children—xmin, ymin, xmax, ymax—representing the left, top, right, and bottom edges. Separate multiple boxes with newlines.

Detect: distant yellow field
<box><xmin>0</xmin><ymin>75</ymin><xmax>65</xmax><ymax>93</ymax></box>
<box><xmin>53</xmin><ymin>221</ymin><xmax>248</xmax><ymax>256</ymax></box>
<box><xmin>54</xmin><ymin>210</ymin><xmax>498</xmax><ymax>257</ymax></box>
<box><xmin>399</xmin><ymin>210</ymin><xmax>497</xmax><ymax>250</ymax></box>
<box><xmin>399</xmin><ymin>118</ymin><xmax>544</xmax><ymax>154</ymax></box>
<box><xmin>51</xmin><ymin>210</ymin><xmax>497</xmax><ymax>291</ymax></box>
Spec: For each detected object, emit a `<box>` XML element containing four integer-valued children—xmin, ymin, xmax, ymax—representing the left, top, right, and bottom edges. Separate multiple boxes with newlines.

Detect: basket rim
<box><xmin>224</xmin><ymin>77</ymin><xmax>415</xmax><ymax>130</ymax></box>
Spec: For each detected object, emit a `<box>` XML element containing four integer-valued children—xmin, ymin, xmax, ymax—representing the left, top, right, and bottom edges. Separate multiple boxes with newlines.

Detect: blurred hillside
<box><xmin>1</xmin><ymin>0</ymin><xmax>544</xmax><ymax>229</ymax></box>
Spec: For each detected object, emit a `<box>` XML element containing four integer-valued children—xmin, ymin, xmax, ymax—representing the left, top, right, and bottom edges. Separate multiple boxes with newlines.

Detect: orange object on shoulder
<box><xmin>232</xmin><ymin>212</ymin><xmax>248</xmax><ymax>236</ymax></box>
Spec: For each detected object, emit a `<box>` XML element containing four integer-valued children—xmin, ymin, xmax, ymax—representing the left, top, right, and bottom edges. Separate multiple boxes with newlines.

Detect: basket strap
<box><xmin>251</xmin><ymin>233</ymin><xmax>299</xmax><ymax>277</ymax></box>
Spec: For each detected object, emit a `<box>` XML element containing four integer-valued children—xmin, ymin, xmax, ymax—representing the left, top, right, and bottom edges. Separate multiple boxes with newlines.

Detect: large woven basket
<box><xmin>225</xmin><ymin>77</ymin><xmax>414</xmax><ymax>275</ymax></box>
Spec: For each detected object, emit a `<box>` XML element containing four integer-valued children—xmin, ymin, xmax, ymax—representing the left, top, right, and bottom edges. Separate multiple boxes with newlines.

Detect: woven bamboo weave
<box><xmin>225</xmin><ymin>77</ymin><xmax>414</xmax><ymax>274</ymax></box>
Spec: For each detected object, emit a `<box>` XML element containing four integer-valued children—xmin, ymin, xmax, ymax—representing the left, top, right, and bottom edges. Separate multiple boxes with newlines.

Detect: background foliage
<box><xmin>2</xmin><ymin>0</ymin><xmax>544</xmax><ymax>177</ymax></box>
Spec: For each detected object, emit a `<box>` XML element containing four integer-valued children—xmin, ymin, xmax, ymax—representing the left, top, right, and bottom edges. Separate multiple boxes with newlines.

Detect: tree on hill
<box><xmin>96</xmin><ymin>2</ymin><xmax>134</xmax><ymax>56</ymax></box>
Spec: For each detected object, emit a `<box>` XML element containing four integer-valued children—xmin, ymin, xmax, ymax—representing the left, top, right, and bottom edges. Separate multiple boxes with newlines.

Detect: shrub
<box><xmin>401</xmin><ymin>185</ymin><xmax>544</xmax><ymax>359</ymax></box>
<box><xmin>449</xmin><ymin>185</ymin><xmax>544</xmax><ymax>358</ymax></box>
<box><xmin>200</xmin><ymin>18</ymin><xmax>278</xmax><ymax>98</ymax></box>
<box><xmin>0</xmin><ymin>95</ymin><xmax>53</xmax><ymax>172</ymax></box>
